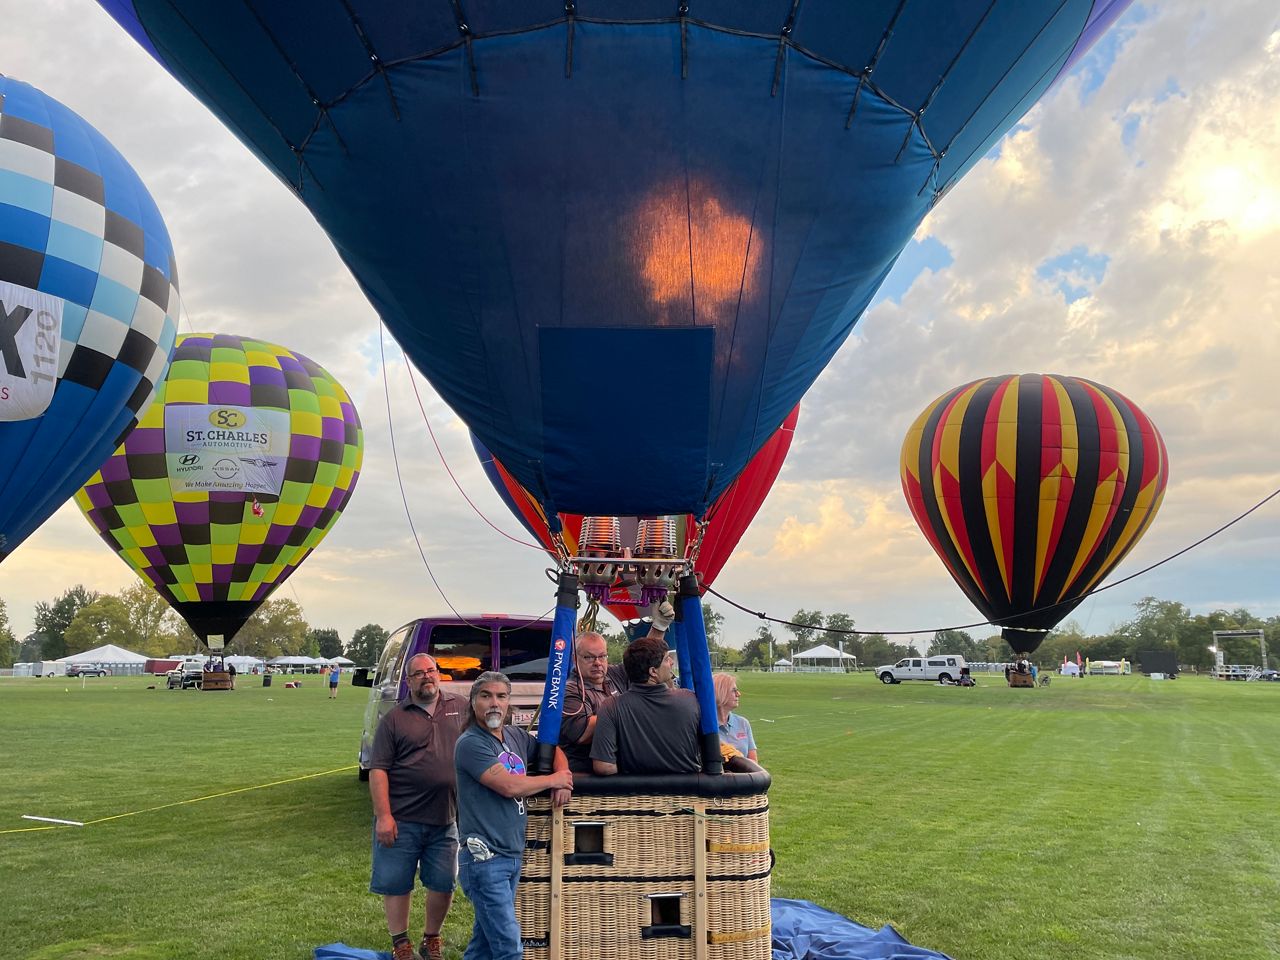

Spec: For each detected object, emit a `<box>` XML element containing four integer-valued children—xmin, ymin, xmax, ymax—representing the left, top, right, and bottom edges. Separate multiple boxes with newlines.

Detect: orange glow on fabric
<box><xmin>634</xmin><ymin>180</ymin><xmax>761</xmax><ymax>315</ymax></box>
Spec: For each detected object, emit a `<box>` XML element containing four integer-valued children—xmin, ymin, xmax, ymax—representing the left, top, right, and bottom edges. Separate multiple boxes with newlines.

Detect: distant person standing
<box><xmin>227</xmin><ymin>661</ymin><xmax>237</xmax><ymax>690</ymax></box>
<box><xmin>329</xmin><ymin>663</ymin><xmax>341</xmax><ymax>698</ymax></box>
<box><xmin>369</xmin><ymin>654</ymin><xmax>469</xmax><ymax>960</ymax></box>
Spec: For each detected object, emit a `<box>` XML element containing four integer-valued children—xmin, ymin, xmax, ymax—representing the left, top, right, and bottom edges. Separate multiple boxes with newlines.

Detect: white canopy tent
<box><xmin>267</xmin><ymin>655</ymin><xmax>326</xmax><ymax>672</ymax></box>
<box><xmin>772</xmin><ymin>658</ymin><xmax>792</xmax><ymax>673</ymax></box>
<box><xmin>789</xmin><ymin>643</ymin><xmax>858</xmax><ymax>673</ymax></box>
<box><xmin>58</xmin><ymin>643</ymin><xmax>149</xmax><ymax>676</ymax></box>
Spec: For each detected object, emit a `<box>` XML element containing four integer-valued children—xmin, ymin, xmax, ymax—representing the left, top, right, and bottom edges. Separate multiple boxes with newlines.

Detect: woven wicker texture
<box><xmin>517</xmin><ymin>790</ymin><xmax>771</xmax><ymax>960</ymax></box>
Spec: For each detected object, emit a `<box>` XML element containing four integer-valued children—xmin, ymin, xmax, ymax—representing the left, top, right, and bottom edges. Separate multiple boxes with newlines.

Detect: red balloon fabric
<box><xmin>476</xmin><ymin>406</ymin><xmax>799</xmax><ymax>624</ymax></box>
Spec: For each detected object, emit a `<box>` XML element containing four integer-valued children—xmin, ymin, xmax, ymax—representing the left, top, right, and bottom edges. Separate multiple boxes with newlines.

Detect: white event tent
<box><xmin>58</xmin><ymin>644</ymin><xmax>149</xmax><ymax>676</ymax></box>
<box><xmin>789</xmin><ymin>643</ymin><xmax>858</xmax><ymax>674</ymax></box>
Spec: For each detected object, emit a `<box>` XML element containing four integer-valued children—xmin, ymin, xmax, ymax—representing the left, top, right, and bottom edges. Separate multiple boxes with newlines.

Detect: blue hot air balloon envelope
<box><xmin>0</xmin><ymin>75</ymin><xmax>179</xmax><ymax>561</ymax></box>
<box><xmin>100</xmin><ymin>1</ymin><xmax>1128</xmax><ymax>518</ymax></box>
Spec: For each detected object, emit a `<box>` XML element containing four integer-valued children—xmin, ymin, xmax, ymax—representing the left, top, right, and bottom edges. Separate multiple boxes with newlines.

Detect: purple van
<box><xmin>356</xmin><ymin>614</ymin><xmax>552</xmax><ymax>779</ymax></box>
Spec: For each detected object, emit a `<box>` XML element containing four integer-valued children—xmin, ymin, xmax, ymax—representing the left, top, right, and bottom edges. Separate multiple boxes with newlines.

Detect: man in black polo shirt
<box><xmin>591</xmin><ymin>635</ymin><xmax>702</xmax><ymax>776</ymax></box>
<box><xmin>559</xmin><ymin>603</ymin><xmax>676</xmax><ymax>773</ymax></box>
<box><xmin>369</xmin><ymin>654</ymin><xmax>468</xmax><ymax>960</ymax></box>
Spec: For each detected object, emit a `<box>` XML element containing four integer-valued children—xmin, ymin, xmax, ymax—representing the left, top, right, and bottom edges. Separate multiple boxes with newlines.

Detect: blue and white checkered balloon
<box><xmin>0</xmin><ymin>75</ymin><xmax>179</xmax><ymax>560</ymax></box>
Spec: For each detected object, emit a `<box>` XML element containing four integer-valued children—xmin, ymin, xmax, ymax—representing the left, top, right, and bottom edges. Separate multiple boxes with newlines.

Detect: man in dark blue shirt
<box><xmin>455</xmin><ymin>671</ymin><xmax>572</xmax><ymax>960</ymax></box>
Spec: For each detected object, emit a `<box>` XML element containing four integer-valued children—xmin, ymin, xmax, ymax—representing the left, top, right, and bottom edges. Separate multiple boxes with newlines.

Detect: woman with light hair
<box><xmin>712</xmin><ymin>673</ymin><xmax>757</xmax><ymax>762</ymax></box>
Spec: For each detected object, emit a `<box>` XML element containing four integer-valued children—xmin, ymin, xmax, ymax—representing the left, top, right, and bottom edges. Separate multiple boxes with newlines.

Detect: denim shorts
<box><xmin>370</xmin><ymin>819</ymin><xmax>459</xmax><ymax>895</ymax></box>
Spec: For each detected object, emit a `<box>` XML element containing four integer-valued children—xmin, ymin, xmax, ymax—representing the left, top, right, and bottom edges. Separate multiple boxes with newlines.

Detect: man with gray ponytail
<box><xmin>454</xmin><ymin>671</ymin><xmax>573</xmax><ymax>960</ymax></box>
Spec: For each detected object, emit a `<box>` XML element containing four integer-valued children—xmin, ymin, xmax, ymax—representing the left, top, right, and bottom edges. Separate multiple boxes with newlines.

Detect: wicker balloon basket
<box><xmin>515</xmin><ymin>770</ymin><xmax>772</xmax><ymax>960</ymax></box>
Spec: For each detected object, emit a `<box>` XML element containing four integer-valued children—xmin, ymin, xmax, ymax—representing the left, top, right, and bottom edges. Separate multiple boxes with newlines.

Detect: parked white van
<box><xmin>876</xmin><ymin>655</ymin><xmax>967</xmax><ymax>684</ymax></box>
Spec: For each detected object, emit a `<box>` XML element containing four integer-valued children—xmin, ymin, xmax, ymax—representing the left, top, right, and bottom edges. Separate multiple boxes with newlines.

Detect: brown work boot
<box><xmin>420</xmin><ymin>932</ymin><xmax>444</xmax><ymax>960</ymax></box>
<box><xmin>391</xmin><ymin>939</ymin><xmax>420</xmax><ymax>960</ymax></box>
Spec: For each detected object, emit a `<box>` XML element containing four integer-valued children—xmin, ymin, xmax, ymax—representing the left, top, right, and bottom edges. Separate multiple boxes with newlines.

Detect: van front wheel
<box><xmin>880</xmin><ymin>672</ymin><xmax>896</xmax><ymax>684</ymax></box>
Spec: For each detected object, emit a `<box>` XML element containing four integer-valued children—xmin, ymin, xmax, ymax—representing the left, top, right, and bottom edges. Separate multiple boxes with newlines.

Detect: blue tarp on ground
<box><xmin>315</xmin><ymin>897</ymin><xmax>954</xmax><ymax>960</ymax></box>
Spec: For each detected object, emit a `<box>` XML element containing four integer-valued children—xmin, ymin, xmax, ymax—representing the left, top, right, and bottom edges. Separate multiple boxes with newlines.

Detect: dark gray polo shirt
<box><xmin>455</xmin><ymin>724</ymin><xmax>537</xmax><ymax>859</ymax></box>
<box><xmin>369</xmin><ymin>692</ymin><xmax>469</xmax><ymax>825</ymax></box>
<box><xmin>590</xmin><ymin>683</ymin><xmax>702</xmax><ymax>775</ymax></box>
<box><xmin>560</xmin><ymin>663</ymin><xmax>628</xmax><ymax>773</ymax></box>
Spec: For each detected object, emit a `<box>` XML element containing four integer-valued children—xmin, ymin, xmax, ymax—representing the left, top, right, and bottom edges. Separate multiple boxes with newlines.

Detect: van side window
<box><xmin>374</xmin><ymin>626</ymin><xmax>411</xmax><ymax>686</ymax></box>
<box><xmin>911</xmin><ymin>659</ymin><xmax>922</xmax><ymax>667</ymax></box>
<box><xmin>500</xmin><ymin>625</ymin><xmax>555</xmax><ymax>681</ymax></box>
<box><xmin>927</xmin><ymin>659</ymin><xmax>945</xmax><ymax>667</ymax></box>
<box><xmin>429</xmin><ymin>624</ymin><xmax>493</xmax><ymax>682</ymax></box>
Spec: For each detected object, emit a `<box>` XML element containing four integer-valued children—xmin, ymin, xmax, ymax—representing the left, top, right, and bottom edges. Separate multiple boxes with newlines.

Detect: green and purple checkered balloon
<box><xmin>75</xmin><ymin>333</ymin><xmax>362</xmax><ymax>644</ymax></box>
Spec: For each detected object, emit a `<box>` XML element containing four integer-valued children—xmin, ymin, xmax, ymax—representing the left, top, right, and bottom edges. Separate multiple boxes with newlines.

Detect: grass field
<box><xmin>1</xmin><ymin>671</ymin><xmax>1278</xmax><ymax>960</ymax></box>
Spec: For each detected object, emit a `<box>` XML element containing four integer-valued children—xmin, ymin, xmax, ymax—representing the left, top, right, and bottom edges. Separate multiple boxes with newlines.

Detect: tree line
<box><xmin>2</xmin><ymin>589</ymin><xmax>1274</xmax><ymax>672</ymax></box>
<box><xmin>0</xmin><ymin>585</ymin><xmax>392</xmax><ymax>668</ymax></box>
<box><xmin>723</xmin><ymin>598</ymin><xmax>1280</xmax><ymax>670</ymax></box>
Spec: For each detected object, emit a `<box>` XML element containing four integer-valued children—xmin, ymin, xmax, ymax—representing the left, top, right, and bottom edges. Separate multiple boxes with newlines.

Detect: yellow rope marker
<box><xmin>0</xmin><ymin>764</ymin><xmax>356</xmax><ymax>836</ymax></box>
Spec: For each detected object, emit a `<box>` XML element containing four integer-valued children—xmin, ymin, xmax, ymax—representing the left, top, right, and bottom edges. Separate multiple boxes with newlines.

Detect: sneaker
<box><xmin>391</xmin><ymin>940</ymin><xmax>420</xmax><ymax>960</ymax></box>
<box><xmin>420</xmin><ymin>933</ymin><xmax>444</xmax><ymax>960</ymax></box>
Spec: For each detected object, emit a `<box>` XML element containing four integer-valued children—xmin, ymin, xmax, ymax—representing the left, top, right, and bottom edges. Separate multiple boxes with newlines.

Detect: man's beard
<box><xmin>484</xmin><ymin>709</ymin><xmax>504</xmax><ymax>730</ymax></box>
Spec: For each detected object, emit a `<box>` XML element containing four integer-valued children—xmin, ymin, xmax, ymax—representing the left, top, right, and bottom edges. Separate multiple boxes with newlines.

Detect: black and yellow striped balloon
<box><xmin>901</xmin><ymin>374</ymin><xmax>1168</xmax><ymax>654</ymax></box>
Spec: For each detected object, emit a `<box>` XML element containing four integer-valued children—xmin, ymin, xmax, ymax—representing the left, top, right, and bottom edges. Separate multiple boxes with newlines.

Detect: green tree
<box><xmin>740</xmin><ymin>626</ymin><xmax>777</xmax><ymax>669</ymax></box>
<box><xmin>32</xmin><ymin>585</ymin><xmax>99</xmax><ymax>660</ymax></box>
<box><xmin>231</xmin><ymin>598</ymin><xmax>308</xmax><ymax>658</ymax></box>
<box><xmin>861</xmin><ymin>634</ymin><xmax>912</xmax><ymax>668</ymax></box>
<box><xmin>309</xmin><ymin>627</ymin><xmax>343</xmax><ymax>660</ymax></box>
<box><xmin>347</xmin><ymin>623</ymin><xmax>390</xmax><ymax>668</ymax></box>
<box><xmin>784</xmin><ymin>609</ymin><xmax>824</xmax><ymax>656</ymax></box>
<box><xmin>0</xmin><ymin>598</ymin><xmax>16</xmax><ymax>668</ymax></box>
<box><xmin>821</xmin><ymin>613</ymin><xmax>861</xmax><ymax>661</ymax></box>
<box><xmin>602</xmin><ymin>629</ymin><xmax>629</xmax><ymax>666</ymax></box>
<box><xmin>63</xmin><ymin>596</ymin><xmax>133</xmax><ymax>654</ymax></box>
<box><xmin>927</xmin><ymin>628</ymin><xmax>981</xmax><ymax>660</ymax></box>
<box><xmin>117</xmin><ymin>582</ymin><xmax>182</xmax><ymax>656</ymax></box>
<box><xmin>701</xmin><ymin>603</ymin><xmax>724</xmax><ymax>647</ymax></box>
<box><xmin>1114</xmin><ymin>597</ymin><xmax>1191</xmax><ymax>661</ymax></box>
<box><xmin>18</xmin><ymin>633</ymin><xmax>43</xmax><ymax>661</ymax></box>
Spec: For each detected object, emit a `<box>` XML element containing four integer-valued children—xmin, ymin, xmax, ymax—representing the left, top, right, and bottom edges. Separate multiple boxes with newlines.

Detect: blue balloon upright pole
<box><xmin>533</xmin><ymin>570</ymin><xmax>579</xmax><ymax>774</ymax></box>
<box><xmin>669</xmin><ymin>617</ymin><xmax>694</xmax><ymax>690</ymax></box>
<box><xmin>676</xmin><ymin>574</ymin><xmax>722</xmax><ymax>775</ymax></box>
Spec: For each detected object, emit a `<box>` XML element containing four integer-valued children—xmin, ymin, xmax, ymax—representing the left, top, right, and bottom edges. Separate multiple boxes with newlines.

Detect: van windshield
<box><xmin>499</xmin><ymin>624</ymin><xmax>553</xmax><ymax>682</ymax></box>
<box><xmin>429</xmin><ymin>624</ymin><xmax>493</xmax><ymax>682</ymax></box>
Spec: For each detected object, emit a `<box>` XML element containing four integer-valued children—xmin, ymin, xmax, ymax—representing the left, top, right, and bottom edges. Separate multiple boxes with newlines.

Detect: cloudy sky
<box><xmin>3</xmin><ymin>2</ymin><xmax>1279</xmax><ymax>653</ymax></box>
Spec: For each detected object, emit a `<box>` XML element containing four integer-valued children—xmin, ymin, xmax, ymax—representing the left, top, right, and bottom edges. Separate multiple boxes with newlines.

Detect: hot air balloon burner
<box><xmin>574</xmin><ymin>516</ymin><xmax>625</xmax><ymax>593</ymax></box>
<box><xmin>630</xmin><ymin>516</ymin><xmax>684</xmax><ymax>604</ymax></box>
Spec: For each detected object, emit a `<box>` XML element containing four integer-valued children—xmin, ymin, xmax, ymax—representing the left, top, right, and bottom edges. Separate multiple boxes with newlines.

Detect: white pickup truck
<box><xmin>876</xmin><ymin>655</ymin><xmax>967</xmax><ymax>684</ymax></box>
<box><xmin>166</xmin><ymin>663</ymin><xmax>205</xmax><ymax>690</ymax></box>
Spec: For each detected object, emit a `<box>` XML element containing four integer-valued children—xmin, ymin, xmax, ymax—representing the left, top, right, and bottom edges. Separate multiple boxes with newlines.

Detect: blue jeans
<box><xmin>458</xmin><ymin>852</ymin><xmax>523</xmax><ymax>960</ymax></box>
